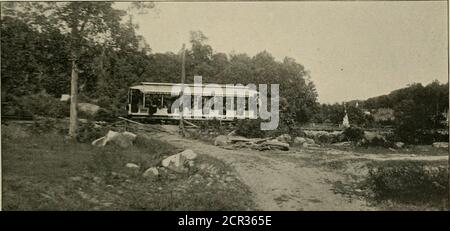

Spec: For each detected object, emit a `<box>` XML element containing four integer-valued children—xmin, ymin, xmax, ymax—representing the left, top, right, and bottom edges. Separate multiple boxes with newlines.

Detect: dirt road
<box><xmin>148</xmin><ymin>125</ymin><xmax>447</xmax><ymax>211</ymax></box>
<box><xmin>150</xmin><ymin>131</ymin><xmax>376</xmax><ymax>210</ymax></box>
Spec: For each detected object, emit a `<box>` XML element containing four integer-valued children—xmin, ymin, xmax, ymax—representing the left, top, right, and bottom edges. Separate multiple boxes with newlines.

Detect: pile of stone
<box><xmin>161</xmin><ymin>149</ymin><xmax>198</xmax><ymax>173</ymax></box>
<box><xmin>214</xmin><ymin>135</ymin><xmax>290</xmax><ymax>151</ymax></box>
<box><xmin>123</xmin><ymin>149</ymin><xmax>199</xmax><ymax>180</ymax></box>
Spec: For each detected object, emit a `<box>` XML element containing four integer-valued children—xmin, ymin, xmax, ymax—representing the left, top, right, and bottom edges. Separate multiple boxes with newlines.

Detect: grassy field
<box><xmin>1</xmin><ymin>122</ymin><xmax>255</xmax><ymax>211</ymax></box>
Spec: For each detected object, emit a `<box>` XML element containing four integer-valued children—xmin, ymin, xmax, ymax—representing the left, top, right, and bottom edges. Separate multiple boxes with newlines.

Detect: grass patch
<box><xmin>1</xmin><ymin>123</ymin><xmax>255</xmax><ymax>211</ymax></box>
<box><xmin>361</xmin><ymin>160</ymin><xmax>448</xmax><ymax>210</ymax></box>
<box><xmin>324</xmin><ymin>144</ymin><xmax>448</xmax><ymax>156</ymax></box>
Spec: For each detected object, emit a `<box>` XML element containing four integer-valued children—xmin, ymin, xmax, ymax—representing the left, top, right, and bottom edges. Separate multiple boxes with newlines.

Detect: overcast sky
<box><xmin>117</xmin><ymin>1</ymin><xmax>448</xmax><ymax>103</ymax></box>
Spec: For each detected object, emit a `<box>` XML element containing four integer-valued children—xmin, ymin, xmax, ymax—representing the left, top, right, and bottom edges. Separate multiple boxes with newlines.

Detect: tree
<box><xmin>47</xmin><ymin>2</ymin><xmax>126</xmax><ymax>138</ymax></box>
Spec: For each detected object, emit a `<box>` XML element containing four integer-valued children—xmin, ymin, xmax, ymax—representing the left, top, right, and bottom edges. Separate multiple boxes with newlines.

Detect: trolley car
<box><xmin>127</xmin><ymin>82</ymin><xmax>258</xmax><ymax>121</ymax></box>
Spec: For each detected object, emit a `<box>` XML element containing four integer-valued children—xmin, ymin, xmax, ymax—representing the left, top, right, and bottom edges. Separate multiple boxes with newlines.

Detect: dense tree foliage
<box><xmin>2</xmin><ymin>2</ymin><xmax>447</xmax><ymax>142</ymax></box>
<box><xmin>314</xmin><ymin>81</ymin><xmax>449</xmax><ymax>144</ymax></box>
<box><xmin>1</xmin><ymin>4</ymin><xmax>319</xmax><ymax>126</ymax></box>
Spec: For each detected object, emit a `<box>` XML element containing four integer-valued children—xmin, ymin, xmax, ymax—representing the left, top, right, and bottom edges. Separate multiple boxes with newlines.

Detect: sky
<box><xmin>117</xmin><ymin>1</ymin><xmax>448</xmax><ymax>103</ymax></box>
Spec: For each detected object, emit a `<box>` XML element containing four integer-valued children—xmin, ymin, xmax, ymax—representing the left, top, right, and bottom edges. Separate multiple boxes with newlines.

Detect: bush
<box><xmin>364</xmin><ymin>161</ymin><xmax>448</xmax><ymax>205</ymax></box>
<box><xmin>361</xmin><ymin>136</ymin><xmax>392</xmax><ymax>148</ymax></box>
<box><xmin>394</xmin><ymin>127</ymin><xmax>449</xmax><ymax>145</ymax></box>
<box><xmin>95</xmin><ymin>96</ymin><xmax>127</xmax><ymax>121</ymax></box>
<box><xmin>19</xmin><ymin>92</ymin><xmax>69</xmax><ymax>118</ymax></box>
<box><xmin>235</xmin><ymin>119</ymin><xmax>266</xmax><ymax>138</ymax></box>
<box><xmin>76</xmin><ymin>121</ymin><xmax>107</xmax><ymax>143</ymax></box>
<box><xmin>343</xmin><ymin>126</ymin><xmax>364</xmax><ymax>143</ymax></box>
<box><xmin>94</xmin><ymin>108</ymin><xmax>116</xmax><ymax>122</ymax></box>
<box><xmin>197</xmin><ymin>119</ymin><xmax>225</xmax><ymax>136</ymax></box>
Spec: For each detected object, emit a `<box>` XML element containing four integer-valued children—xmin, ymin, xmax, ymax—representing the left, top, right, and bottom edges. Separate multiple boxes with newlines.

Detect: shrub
<box><xmin>342</xmin><ymin>126</ymin><xmax>364</xmax><ymax>143</ymax></box>
<box><xmin>316</xmin><ymin>133</ymin><xmax>331</xmax><ymax>144</ymax></box>
<box><xmin>94</xmin><ymin>108</ymin><xmax>116</xmax><ymax>122</ymax></box>
<box><xmin>76</xmin><ymin>121</ymin><xmax>107</xmax><ymax>143</ymax></box>
<box><xmin>235</xmin><ymin>119</ymin><xmax>266</xmax><ymax>138</ymax></box>
<box><xmin>19</xmin><ymin>92</ymin><xmax>69</xmax><ymax>118</ymax></box>
<box><xmin>364</xmin><ymin>161</ymin><xmax>448</xmax><ymax>205</ymax></box>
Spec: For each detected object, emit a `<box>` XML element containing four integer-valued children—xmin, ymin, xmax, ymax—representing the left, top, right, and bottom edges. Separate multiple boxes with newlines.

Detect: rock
<box><xmin>77</xmin><ymin>103</ymin><xmax>101</xmax><ymax>116</ymax></box>
<box><xmin>113</xmin><ymin>131</ymin><xmax>136</xmax><ymax>148</ymax></box>
<box><xmin>225</xmin><ymin>176</ymin><xmax>234</xmax><ymax>182</ymax></box>
<box><xmin>162</xmin><ymin>153</ymin><xmax>188</xmax><ymax>173</ymax></box>
<box><xmin>187</xmin><ymin>160</ymin><xmax>195</xmax><ymax>167</ymax></box>
<box><xmin>92</xmin><ymin>130</ymin><xmax>137</xmax><ymax>148</ymax></box>
<box><xmin>332</xmin><ymin>141</ymin><xmax>351</xmax><ymax>147</ymax></box>
<box><xmin>394</xmin><ymin>142</ymin><xmax>405</xmax><ymax>149</ymax></box>
<box><xmin>305</xmin><ymin>138</ymin><xmax>315</xmax><ymax>144</ymax></box>
<box><xmin>142</xmin><ymin>167</ymin><xmax>159</xmax><ymax>178</ymax></box>
<box><xmin>179</xmin><ymin>149</ymin><xmax>197</xmax><ymax>160</ymax></box>
<box><xmin>276</xmin><ymin>134</ymin><xmax>292</xmax><ymax>143</ymax></box>
<box><xmin>60</xmin><ymin>94</ymin><xmax>70</xmax><ymax>102</ymax></box>
<box><xmin>93</xmin><ymin>176</ymin><xmax>102</xmax><ymax>184</ymax></box>
<box><xmin>364</xmin><ymin>131</ymin><xmax>387</xmax><ymax>143</ymax></box>
<box><xmin>293</xmin><ymin>137</ymin><xmax>307</xmax><ymax>145</ymax></box>
<box><xmin>214</xmin><ymin>135</ymin><xmax>230</xmax><ymax>146</ymax></box>
<box><xmin>125</xmin><ymin>163</ymin><xmax>139</xmax><ymax>170</ymax></box>
<box><xmin>122</xmin><ymin>131</ymin><xmax>137</xmax><ymax>140</ymax></box>
<box><xmin>432</xmin><ymin>142</ymin><xmax>448</xmax><ymax>149</ymax></box>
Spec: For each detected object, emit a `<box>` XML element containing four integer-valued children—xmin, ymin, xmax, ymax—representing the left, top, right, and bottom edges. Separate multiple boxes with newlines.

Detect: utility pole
<box><xmin>179</xmin><ymin>43</ymin><xmax>186</xmax><ymax>137</ymax></box>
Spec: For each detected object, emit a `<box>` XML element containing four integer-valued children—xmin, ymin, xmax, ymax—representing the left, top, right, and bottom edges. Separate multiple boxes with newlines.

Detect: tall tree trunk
<box><xmin>179</xmin><ymin>43</ymin><xmax>186</xmax><ymax>137</ymax></box>
<box><xmin>68</xmin><ymin>59</ymin><xmax>78</xmax><ymax>138</ymax></box>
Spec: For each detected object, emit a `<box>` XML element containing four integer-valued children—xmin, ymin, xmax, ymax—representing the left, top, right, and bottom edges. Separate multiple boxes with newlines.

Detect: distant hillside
<box><xmin>352</xmin><ymin>81</ymin><xmax>449</xmax><ymax>112</ymax></box>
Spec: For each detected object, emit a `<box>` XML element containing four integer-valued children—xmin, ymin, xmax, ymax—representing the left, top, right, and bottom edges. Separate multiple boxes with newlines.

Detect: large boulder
<box><xmin>162</xmin><ymin>149</ymin><xmax>198</xmax><ymax>173</ymax></box>
<box><xmin>394</xmin><ymin>142</ymin><xmax>405</xmax><ymax>149</ymax></box>
<box><xmin>92</xmin><ymin>130</ymin><xmax>137</xmax><ymax>148</ymax></box>
<box><xmin>77</xmin><ymin>103</ymin><xmax>101</xmax><ymax>116</ymax></box>
<box><xmin>162</xmin><ymin>153</ymin><xmax>187</xmax><ymax>173</ymax></box>
<box><xmin>432</xmin><ymin>142</ymin><xmax>448</xmax><ymax>149</ymax></box>
<box><xmin>214</xmin><ymin>135</ymin><xmax>230</xmax><ymax>146</ymax></box>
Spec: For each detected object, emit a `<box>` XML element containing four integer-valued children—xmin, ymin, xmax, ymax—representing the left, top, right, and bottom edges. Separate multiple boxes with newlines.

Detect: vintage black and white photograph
<box><xmin>0</xmin><ymin>0</ymin><xmax>448</xmax><ymax>211</ymax></box>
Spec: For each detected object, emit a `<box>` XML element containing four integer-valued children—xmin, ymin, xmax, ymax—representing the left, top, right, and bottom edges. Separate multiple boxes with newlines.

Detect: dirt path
<box><xmin>150</xmin><ymin>131</ymin><xmax>377</xmax><ymax>211</ymax></box>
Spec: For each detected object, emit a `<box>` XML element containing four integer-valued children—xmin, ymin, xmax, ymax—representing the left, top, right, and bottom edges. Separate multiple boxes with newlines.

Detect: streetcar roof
<box><xmin>130</xmin><ymin>82</ymin><xmax>258</xmax><ymax>97</ymax></box>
